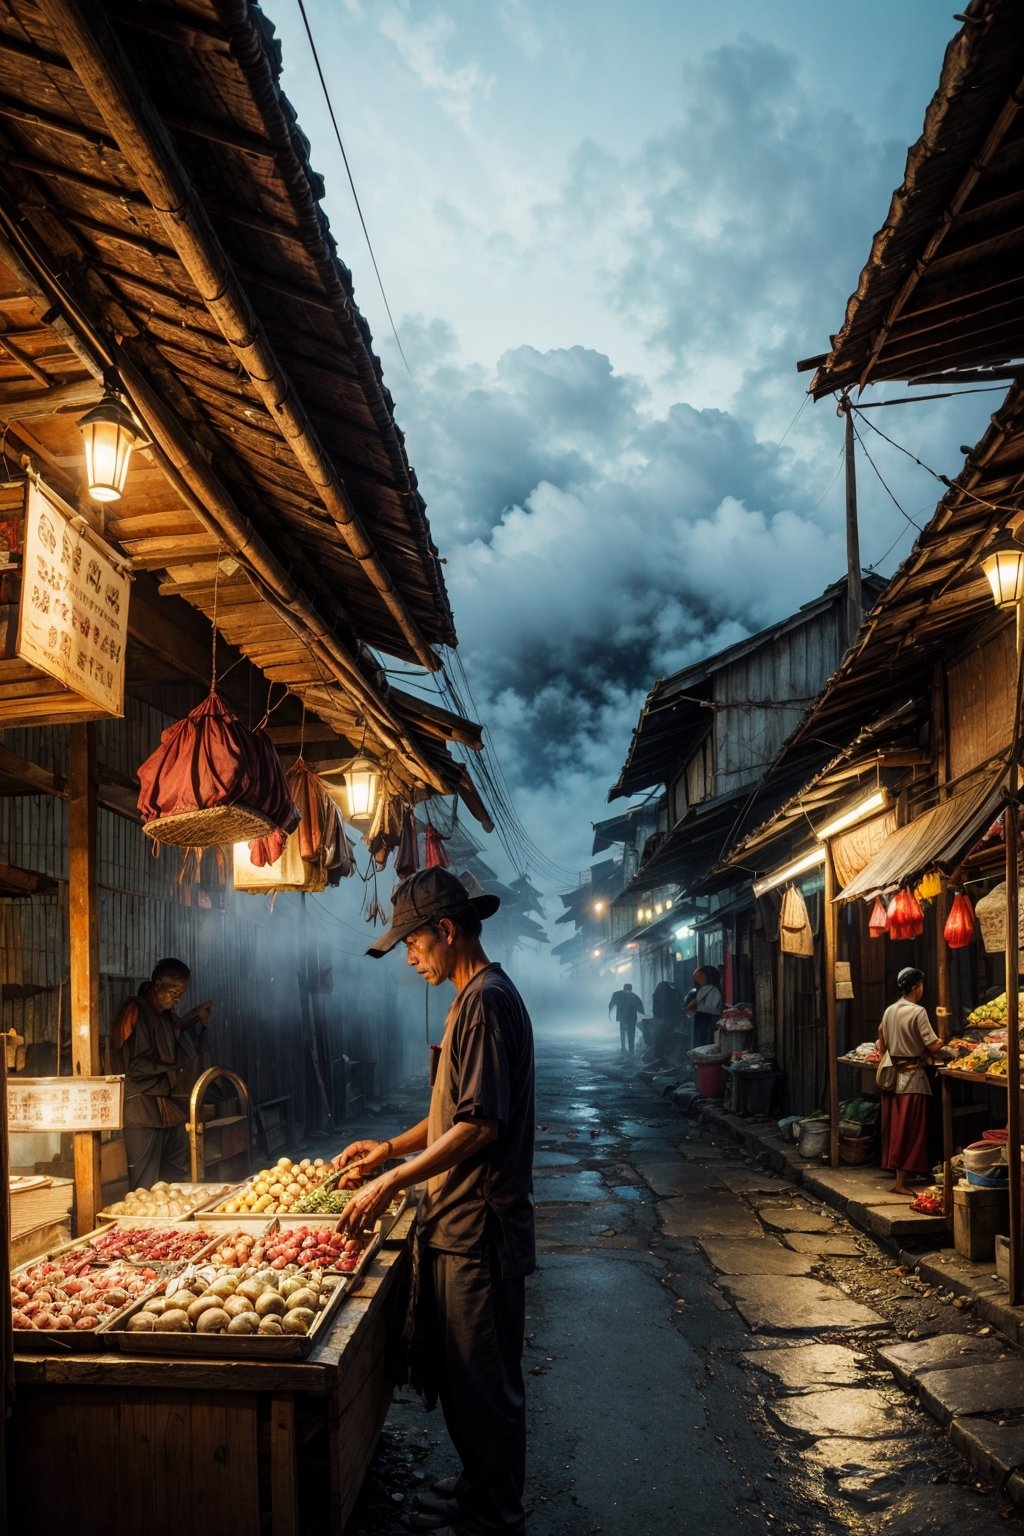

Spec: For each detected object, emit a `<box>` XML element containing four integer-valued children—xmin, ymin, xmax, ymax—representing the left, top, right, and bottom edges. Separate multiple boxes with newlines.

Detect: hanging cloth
<box><xmin>395</xmin><ymin>806</ymin><xmax>419</xmax><ymax>879</ymax></box>
<box><xmin>779</xmin><ymin>885</ymin><xmax>814</xmax><ymax>957</ymax></box>
<box><xmin>137</xmin><ymin>691</ymin><xmax>299</xmax><ymax>847</ymax></box>
<box><xmin>366</xmin><ymin>791</ymin><xmax>402</xmax><ymax>870</ymax></box>
<box><xmin>424</xmin><ymin>823</ymin><xmax>452</xmax><ymax>870</ymax></box>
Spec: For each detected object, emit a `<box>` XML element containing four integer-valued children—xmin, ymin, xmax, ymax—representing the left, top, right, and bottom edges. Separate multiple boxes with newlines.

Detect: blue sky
<box><xmin>268</xmin><ymin>2</ymin><xmax>993</xmax><ymax>904</ymax></box>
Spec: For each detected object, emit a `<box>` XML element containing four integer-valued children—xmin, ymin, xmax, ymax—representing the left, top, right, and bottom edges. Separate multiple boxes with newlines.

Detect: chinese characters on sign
<box><xmin>17</xmin><ymin>480</ymin><xmax>129</xmax><ymax>715</ymax></box>
<box><xmin>7</xmin><ymin>1076</ymin><xmax>125</xmax><ymax>1132</ymax></box>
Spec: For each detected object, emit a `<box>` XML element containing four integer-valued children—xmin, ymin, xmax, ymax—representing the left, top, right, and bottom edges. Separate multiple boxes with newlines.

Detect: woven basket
<box><xmin>975</xmin><ymin>879</ymin><xmax>1024</xmax><ymax>958</ymax></box>
<box><xmin>143</xmin><ymin>804</ymin><xmax>277</xmax><ymax>849</ymax></box>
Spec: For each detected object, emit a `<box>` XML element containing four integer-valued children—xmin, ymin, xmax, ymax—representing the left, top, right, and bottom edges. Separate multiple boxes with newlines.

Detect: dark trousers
<box><xmin>124</xmin><ymin>1122</ymin><xmax>188</xmax><ymax>1190</ymax></box>
<box><xmin>425</xmin><ymin>1247</ymin><xmax>527</xmax><ymax>1535</ymax></box>
<box><xmin>618</xmin><ymin>1018</ymin><xmax>636</xmax><ymax>1055</ymax></box>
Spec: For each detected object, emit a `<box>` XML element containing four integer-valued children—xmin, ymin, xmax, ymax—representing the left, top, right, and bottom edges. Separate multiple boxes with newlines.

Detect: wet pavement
<box><xmin>336</xmin><ymin>1029</ymin><xmax>1021</xmax><ymax>1536</ymax></box>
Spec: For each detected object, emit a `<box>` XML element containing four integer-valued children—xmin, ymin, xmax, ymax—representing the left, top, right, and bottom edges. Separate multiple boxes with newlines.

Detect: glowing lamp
<box><xmin>77</xmin><ymin>377</ymin><xmax>147</xmax><ymax>502</ymax></box>
<box><xmin>319</xmin><ymin>753</ymin><xmax>381</xmax><ymax>825</ymax></box>
<box><xmin>981</xmin><ymin>542</ymin><xmax>1024</xmax><ymax>609</ymax></box>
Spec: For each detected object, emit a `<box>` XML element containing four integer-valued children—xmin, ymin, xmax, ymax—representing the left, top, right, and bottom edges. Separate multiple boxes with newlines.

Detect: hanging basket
<box><xmin>975</xmin><ymin>879</ymin><xmax>1024</xmax><ymax>958</ymax></box>
<box><xmin>144</xmin><ymin>803</ymin><xmax>277</xmax><ymax>849</ymax></box>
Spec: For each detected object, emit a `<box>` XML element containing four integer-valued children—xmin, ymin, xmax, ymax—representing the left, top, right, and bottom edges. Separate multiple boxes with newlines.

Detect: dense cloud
<box><xmin>336</xmin><ymin>22</ymin><xmax>993</xmax><ymax>893</ymax></box>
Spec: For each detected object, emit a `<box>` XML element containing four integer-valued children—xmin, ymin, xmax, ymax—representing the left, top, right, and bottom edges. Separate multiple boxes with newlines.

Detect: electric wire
<box><xmin>295</xmin><ymin>0</ymin><xmax>412</xmax><ymax>377</ymax></box>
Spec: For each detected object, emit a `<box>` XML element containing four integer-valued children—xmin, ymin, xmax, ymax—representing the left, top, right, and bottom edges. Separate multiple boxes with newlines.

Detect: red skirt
<box><xmin>880</xmin><ymin>1092</ymin><xmax>930</xmax><ymax>1174</ymax></box>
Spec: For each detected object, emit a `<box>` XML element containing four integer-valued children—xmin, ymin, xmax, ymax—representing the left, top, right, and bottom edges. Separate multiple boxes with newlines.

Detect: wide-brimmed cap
<box><xmin>366</xmin><ymin>868</ymin><xmax>500</xmax><ymax>958</ymax></box>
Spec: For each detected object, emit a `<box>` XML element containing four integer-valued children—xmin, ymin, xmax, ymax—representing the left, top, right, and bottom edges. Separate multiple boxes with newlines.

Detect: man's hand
<box><xmin>337</xmin><ymin>1171</ymin><xmax>397</xmax><ymax>1232</ymax></box>
<box><xmin>332</xmin><ymin>1138</ymin><xmax>377</xmax><ymax>1170</ymax></box>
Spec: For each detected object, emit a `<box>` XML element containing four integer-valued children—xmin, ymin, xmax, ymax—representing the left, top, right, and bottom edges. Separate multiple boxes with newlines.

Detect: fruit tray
<box><xmin>193</xmin><ymin>1156</ymin><xmax>337</xmax><ymax>1219</ymax></box>
<box><xmin>96</xmin><ymin>1182</ymin><xmax>233</xmax><ymax>1223</ymax></box>
<box><xmin>11</xmin><ymin>1254</ymin><xmax>169</xmax><ymax>1352</ymax></box>
<box><xmin>201</xmin><ymin>1219</ymin><xmax>377</xmax><ymax>1274</ymax></box>
<box><xmin>106</xmin><ymin>1237</ymin><xmax>381</xmax><ymax>1359</ymax></box>
<box><xmin>50</xmin><ymin>1222</ymin><xmax>224</xmax><ymax>1269</ymax></box>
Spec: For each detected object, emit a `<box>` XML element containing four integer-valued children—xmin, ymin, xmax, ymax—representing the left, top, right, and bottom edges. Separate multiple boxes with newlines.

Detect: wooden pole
<box><xmin>843</xmin><ymin>403</ymin><xmax>863</xmax><ymax>649</ymax></box>
<box><xmin>69</xmin><ymin>723</ymin><xmax>101</xmax><ymax>1235</ymax></box>
<box><xmin>1007</xmin><ymin>602</ymin><xmax>1023</xmax><ymax>1307</ymax></box>
<box><xmin>824</xmin><ymin>850</ymin><xmax>840</xmax><ymax>1168</ymax></box>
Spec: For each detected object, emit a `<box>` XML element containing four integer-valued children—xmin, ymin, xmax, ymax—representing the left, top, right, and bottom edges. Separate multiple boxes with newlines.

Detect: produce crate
<box><xmin>10</xmin><ymin>1255</ymin><xmax>168</xmax><ymax>1352</ymax></box>
<box><xmin>954</xmin><ymin>1183</ymin><xmax>1008</xmax><ymax>1262</ymax></box>
<box><xmin>106</xmin><ymin>1235</ymin><xmax>381</xmax><ymax>1359</ymax></box>
<box><xmin>96</xmin><ymin>1182</ymin><xmax>233</xmax><ymax>1223</ymax></box>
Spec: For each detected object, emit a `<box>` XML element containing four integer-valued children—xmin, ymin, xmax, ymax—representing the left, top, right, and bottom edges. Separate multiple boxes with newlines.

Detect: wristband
<box><xmin>382</xmin><ymin>1139</ymin><xmax>393</xmax><ymax>1160</ymax></box>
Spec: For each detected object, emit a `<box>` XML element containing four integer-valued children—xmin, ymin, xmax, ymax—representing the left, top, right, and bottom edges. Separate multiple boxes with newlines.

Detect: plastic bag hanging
<box><xmin>888</xmin><ymin>884</ymin><xmax>925</xmax><ymax>941</ymax></box>
<box><xmin>943</xmin><ymin>889</ymin><xmax>976</xmax><ymax>949</ymax></box>
<box><xmin>868</xmin><ymin>895</ymin><xmax>888</xmax><ymax>939</ymax></box>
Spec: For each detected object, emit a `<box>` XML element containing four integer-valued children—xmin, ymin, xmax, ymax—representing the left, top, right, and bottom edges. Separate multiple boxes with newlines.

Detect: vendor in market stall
<box><xmin>876</xmin><ymin>966</ymin><xmax>947</xmax><ymax>1196</ymax></box>
<box><xmin>109</xmin><ymin>958</ymin><xmax>212</xmax><ymax>1190</ymax></box>
<box><xmin>333</xmin><ymin>868</ymin><xmax>534</xmax><ymax>1536</ymax></box>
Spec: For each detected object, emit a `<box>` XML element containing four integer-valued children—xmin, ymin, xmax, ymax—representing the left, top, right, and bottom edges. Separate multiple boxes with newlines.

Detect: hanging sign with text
<box><xmin>8</xmin><ymin>1076</ymin><xmax>124</xmax><ymax>1132</ymax></box>
<box><xmin>17</xmin><ymin>480</ymin><xmax>129</xmax><ymax>715</ymax></box>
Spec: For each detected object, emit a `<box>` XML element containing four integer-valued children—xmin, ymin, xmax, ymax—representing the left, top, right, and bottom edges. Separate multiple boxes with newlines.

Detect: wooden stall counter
<box><xmin>10</xmin><ymin>1208</ymin><xmax>415</xmax><ymax>1536</ymax></box>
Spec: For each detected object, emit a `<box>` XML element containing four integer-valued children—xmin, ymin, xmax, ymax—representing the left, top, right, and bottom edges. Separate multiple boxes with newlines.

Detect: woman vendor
<box><xmin>876</xmin><ymin>966</ymin><xmax>946</xmax><ymax>1196</ymax></box>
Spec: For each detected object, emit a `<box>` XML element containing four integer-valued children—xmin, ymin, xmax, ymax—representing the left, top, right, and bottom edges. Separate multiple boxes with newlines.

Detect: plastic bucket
<box><xmin>697</xmin><ymin>1061</ymin><xmax>726</xmax><ymax>1098</ymax></box>
<box><xmin>797</xmin><ymin>1118</ymin><xmax>830</xmax><ymax>1158</ymax></box>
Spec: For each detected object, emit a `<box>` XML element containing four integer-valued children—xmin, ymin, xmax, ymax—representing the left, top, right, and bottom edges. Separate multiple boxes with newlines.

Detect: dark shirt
<box><xmin>419</xmin><ymin>964</ymin><xmax>536</xmax><ymax>1278</ymax></box>
<box><xmin>109</xmin><ymin>989</ymin><xmax>186</xmax><ymax>1129</ymax></box>
<box><xmin>652</xmin><ymin>981</ymin><xmax>682</xmax><ymax>1022</ymax></box>
<box><xmin>609</xmin><ymin>989</ymin><xmax>645</xmax><ymax>1024</ymax></box>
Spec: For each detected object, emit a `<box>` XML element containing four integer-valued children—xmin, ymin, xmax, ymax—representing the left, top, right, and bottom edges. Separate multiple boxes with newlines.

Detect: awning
<box><xmin>838</xmin><ymin>773</ymin><xmax>1008</xmax><ymax>902</ymax></box>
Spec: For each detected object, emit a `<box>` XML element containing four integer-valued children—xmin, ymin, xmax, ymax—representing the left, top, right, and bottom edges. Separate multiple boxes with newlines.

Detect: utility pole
<box><xmin>842</xmin><ymin>397</ymin><xmax>863</xmax><ymax>649</ymax></box>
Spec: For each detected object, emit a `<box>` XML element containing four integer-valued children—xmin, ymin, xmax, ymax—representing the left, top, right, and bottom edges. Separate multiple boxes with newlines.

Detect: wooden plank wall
<box><xmin>946</xmin><ymin>623</ymin><xmax>1014</xmax><ymax>783</ymax></box>
<box><xmin>0</xmin><ymin>699</ymin><xmax>432</xmax><ymax>1140</ymax></box>
<box><xmin>715</xmin><ymin>602</ymin><xmax>844</xmax><ymax>798</ymax></box>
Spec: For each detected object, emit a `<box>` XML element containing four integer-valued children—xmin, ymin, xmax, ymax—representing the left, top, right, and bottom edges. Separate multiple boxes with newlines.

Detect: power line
<box><xmin>295</xmin><ymin>0</ymin><xmax>412</xmax><ymax>377</ymax></box>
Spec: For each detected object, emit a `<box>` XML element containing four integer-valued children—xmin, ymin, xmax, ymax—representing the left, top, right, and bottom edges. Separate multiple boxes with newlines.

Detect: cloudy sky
<box><xmin>271</xmin><ymin>1</ymin><xmax>994</xmax><ymax>922</ymax></box>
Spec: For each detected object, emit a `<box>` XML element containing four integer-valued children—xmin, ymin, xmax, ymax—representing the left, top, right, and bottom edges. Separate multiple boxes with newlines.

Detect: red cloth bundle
<box><xmin>425</xmin><ymin>823</ymin><xmax>452</xmax><ymax>869</ymax></box>
<box><xmin>137</xmin><ymin>691</ymin><xmax>298</xmax><ymax>832</ymax></box>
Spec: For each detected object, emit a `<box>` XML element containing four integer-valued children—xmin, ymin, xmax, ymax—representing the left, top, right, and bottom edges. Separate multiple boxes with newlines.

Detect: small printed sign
<box><xmin>8</xmin><ymin>1076</ymin><xmax>124</xmax><ymax>1132</ymax></box>
<box><xmin>17</xmin><ymin>479</ymin><xmax>129</xmax><ymax>715</ymax></box>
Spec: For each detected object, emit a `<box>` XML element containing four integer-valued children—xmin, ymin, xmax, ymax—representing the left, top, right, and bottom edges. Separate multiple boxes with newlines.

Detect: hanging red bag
<box><xmin>868</xmin><ymin>895</ymin><xmax>888</xmax><ymax>938</ymax></box>
<box><xmin>888</xmin><ymin>885</ymin><xmax>925</xmax><ymax>941</ymax></box>
<box><xmin>943</xmin><ymin>890</ymin><xmax>975</xmax><ymax>949</ymax></box>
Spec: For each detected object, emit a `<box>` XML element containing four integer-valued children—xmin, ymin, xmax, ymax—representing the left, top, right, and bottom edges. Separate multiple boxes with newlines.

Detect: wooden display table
<box><xmin>10</xmin><ymin>1210</ymin><xmax>414</xmax><ymax>1535</ymax></box>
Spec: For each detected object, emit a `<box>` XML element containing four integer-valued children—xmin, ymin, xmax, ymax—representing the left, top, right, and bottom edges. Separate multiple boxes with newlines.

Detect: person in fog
<box><xmin>607</xmin><ymin>981</ymin><xmax>645</xmax><ymax>1057</ymax></box>
<box><xmin>109</xmin><ymin>958</ymin><xmax>211</xmax><ymax>1189</ymax></box>
<box><xmin>333</xmin><ymin>868</ymin><xmax>535</xmax><ymax>1536</ymax></box>
<box><xmin>685</xmin><ymin>965</ymin><xmax>723</xmax><ymax>1048</ymax></box>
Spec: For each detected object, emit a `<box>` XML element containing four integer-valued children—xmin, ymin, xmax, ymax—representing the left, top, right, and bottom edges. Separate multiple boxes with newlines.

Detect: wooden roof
<box><xmin>804</xmin><ymin>0</ymin><xmax>1024</xmax><ymax>398</ymax></box>
<box><xmin>0</xmin><ymin>0</ymin><xmax>487</xmax><ymax>815</ymax></box>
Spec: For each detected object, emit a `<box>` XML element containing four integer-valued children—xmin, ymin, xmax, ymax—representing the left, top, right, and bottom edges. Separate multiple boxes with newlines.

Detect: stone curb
<box><xmin>664</xmin><ymin>1093</ymin><xmax>1024</xmax><ymax>1506</ymax></box>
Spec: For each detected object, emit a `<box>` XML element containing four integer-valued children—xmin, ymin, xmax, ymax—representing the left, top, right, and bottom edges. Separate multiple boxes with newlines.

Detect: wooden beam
<box><xmin>0</xmin><ymin>741</ymin><xmax>66</xmax><ymax>796</ymax></box>
<box><xmin>0</xmin><ymin>377</ymin><xmax>99</xmax><ymax>420</ymax></box>
<box><xmin>68</xmin><ymin>723</ymin><xmax>101</xmax><ymax>1236</ymax></box>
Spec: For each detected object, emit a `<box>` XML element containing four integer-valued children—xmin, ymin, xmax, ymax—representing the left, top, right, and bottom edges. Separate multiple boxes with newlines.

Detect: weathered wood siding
<box><xmin>714</xmin><ymin>604</ymin><xmax>844</xmax><ymax>798</ymax></box>
<box><xmin>946</xmin><ymin>623</ymin><xmax>1014</xmax><ymax>783</ymax></box>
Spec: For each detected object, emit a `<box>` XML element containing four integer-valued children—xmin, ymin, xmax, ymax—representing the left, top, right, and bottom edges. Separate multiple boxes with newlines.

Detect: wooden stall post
<box><xmin>824</xmin><ymin>850</ymin><xmax>840</xmax><ymax>1168</ymax></box>
<box><xmin>69</xmin><ymin>722</ymin><xmax>101</xmax><ymax>1234</ymax></box>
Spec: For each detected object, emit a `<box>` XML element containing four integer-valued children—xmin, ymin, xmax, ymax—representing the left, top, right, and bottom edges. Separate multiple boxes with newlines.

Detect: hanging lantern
<box><xmin>943</xmin><ymin>890</ymin><xmax>976</xmax><ymax>950</ymax></box>
<box><xmin>980</xmin><ymin>540</ymin><xmax>1024</xmax><ymax>609</ymax></box>
<box><xmin>319</xmin><ymin>754</ymin><xmax>380</xmax><ymax>825</ymax></box>
<box><xmin>76</xmin><ymin>375</ymin><xmax>148</xmax><ymax>503</ymax></box>
<box><xmin>868</xmin><ymin>895</ymin><xmax>888</xmax><ymax>938</ymax></box>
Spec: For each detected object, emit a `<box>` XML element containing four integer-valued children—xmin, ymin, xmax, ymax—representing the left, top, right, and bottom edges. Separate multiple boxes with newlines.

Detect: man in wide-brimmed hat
<box><xmin>335</xmin><ymin>868</ymin><xmax>535</xmax><ymax>1536</ymax></box>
